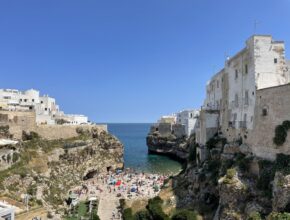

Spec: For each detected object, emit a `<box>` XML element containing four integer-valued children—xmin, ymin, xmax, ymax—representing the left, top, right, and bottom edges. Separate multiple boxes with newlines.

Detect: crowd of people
<box><xmin>70</xmin><ymin>168</ymin><xmax>169</xmax><ymax>219</ymax></box>
<box><xmin>74</xmin><ymin>168</ymin><xmax>168</xmax><ymax>200</ymax></box>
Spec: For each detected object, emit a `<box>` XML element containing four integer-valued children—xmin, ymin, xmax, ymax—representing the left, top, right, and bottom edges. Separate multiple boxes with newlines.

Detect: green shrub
<box><xmin>275</xmin><ymin>154</ymin><xmax>290</xmax><ymax>175</ymax></box>
<box><xmin>257</xmin><ymin>160</ymin><xmax>276</xmax><ymax>197</ymax></box>
<box><xmin>273</xmin><ymin>125</ymin><xmax>287</xmax><ymax>146</ymax></box>
<box><xmin>135</xmin><ymin>210</ymin><xmax>151</xmax><ymax>220</ymax></box>
<box><xmin>22</xmin><ymin>131</ymin><xmax>40</xmax><ymax>141</ymax></box>
<box><xmin>226</xmin><ymin>168</ymin><xmax>236</xmax><ymax>179</ymax></box>
<box><xmin>267</xmin><ymin>212</ymin><xmax>290</xmax><ymax>220</ymax></box>
<box><xmin>248</xmin><ymin>212</ymin><xmax>262</xmax><ymax>220</ymax></box>
<box><xmin>172</xmin><ymin>209</ymin><xmax>198</xmax><ymax>220</ymax></box>
<box><xmin>123</xmin><ymin>208</ymin><xmax>134</xmax><ymax>220</ymax></box>
<box><xmin>147</xmin><ymin>197</ymin><xmax>170</xmax><ymax>220</ymax></box>
<box><xmin>12</xmin><ymin>152</ymin><xmax>20</xmax><ymax>163</ymax></box>
<box><xmin>236</xmin><ymin>155</ymin><xmax>253</xmax><ymax>173</ymax></box>
<box><xmin>282</xmin><ymin>120</ymin><xmax>290</xmax><ymax>130</ymax></box>
<box><xmin>274</xmin><ymin>121</ymin><xmax>290</xmax><ymax>146</ymax></box>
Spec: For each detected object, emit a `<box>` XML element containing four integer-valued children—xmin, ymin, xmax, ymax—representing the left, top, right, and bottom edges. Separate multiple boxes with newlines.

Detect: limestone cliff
<box><xmin>0</xmin><ymin>126</ymin><xmax>123</xmax><ymax>218</ymax></box>
<box><xmin>148</xmin><ymin>134</ymin><xmax>290</xmax><ymax>220</ymax></box>
<box><xmin>146</xmin><ymin>130</ymin><xmax>194</xmax><ymax>161</ymax></box>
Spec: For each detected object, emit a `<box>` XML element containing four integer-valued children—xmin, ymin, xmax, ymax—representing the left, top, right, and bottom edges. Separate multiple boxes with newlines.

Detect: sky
<box><xmin>0</xmin><ymin>0</ymin><xmax>289</xmax><ymax>123</ymax></box>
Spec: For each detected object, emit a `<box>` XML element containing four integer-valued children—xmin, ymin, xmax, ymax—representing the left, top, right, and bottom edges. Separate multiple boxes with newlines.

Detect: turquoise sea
<box><xmin>108</xmin><ymin>123</ymin><xmax>182</xmax><ymax>175</ymax></box>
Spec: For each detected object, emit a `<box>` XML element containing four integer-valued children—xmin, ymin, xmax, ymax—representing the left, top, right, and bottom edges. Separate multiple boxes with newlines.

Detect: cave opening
<box><xmin>83</xmin><ymin>170</ymin><xmax>98</xmax><ymax>180</ymax></box>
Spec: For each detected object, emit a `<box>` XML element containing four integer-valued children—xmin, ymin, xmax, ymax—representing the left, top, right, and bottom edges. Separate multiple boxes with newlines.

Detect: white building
<box><xmin>176</xmin><ymin>110</ymin><xmax>199</xmax><ymax>137</ymax></box>
<box><xmin>203</xmin><ymin>35</ymin><xmax>290</xmax><ymax>132</ymax></box>
<box><xmin>157</xmin><ymin>115</ymin><xmax>176</xmax><ymax>124</ymax></box>
<box><xmin>55</xmin><ymin>113</ymin><xmax>88</xmax><ymax>125</ymax></box>
<box><xmin>0</xmin><ymin>202</ymin><xmax>15</xmax><ymax>220</ymax></box>
<box><xmin>0</xmin><ymin>89</ymin><xmax>89</xmax><ymax>125</ymax></box>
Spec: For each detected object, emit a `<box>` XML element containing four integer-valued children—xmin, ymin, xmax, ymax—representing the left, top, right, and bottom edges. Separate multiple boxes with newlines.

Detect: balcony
<box><xmin>203</xmin><ymin>103</ymin><xmax>221</xmax><ymax>111</ymax></box>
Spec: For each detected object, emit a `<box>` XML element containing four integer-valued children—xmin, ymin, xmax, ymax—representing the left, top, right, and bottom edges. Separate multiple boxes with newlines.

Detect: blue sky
<box><xmin>0</xmin><ymin>0</ymin><xmax>289</xmax><ymax>123</ymax></box>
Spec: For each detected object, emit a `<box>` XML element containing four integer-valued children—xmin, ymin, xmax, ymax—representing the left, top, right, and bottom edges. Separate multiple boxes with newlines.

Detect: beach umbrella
<box><xmin>116</xmin><ymin>180</ymin><xmax>122</xmax><ymax>186</ymax></box>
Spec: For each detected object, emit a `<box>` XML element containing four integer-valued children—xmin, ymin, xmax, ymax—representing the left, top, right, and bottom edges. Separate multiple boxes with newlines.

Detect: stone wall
<box><xmin>158</xmin><ymin>123</ymin><xmax>172</xmax><ymax>136</ymax></box>
<box><xmin>247</xmin><ymin>84</ymin><xmax>290</xmax><ymax>160</ymax></box>
<box><xmin>0</xmin><ymin>110</ymin><xmax>107</xmax><ymax>140</ymax></box>
<box><xmin>35</xmin><ymin>124</ymin><xmax>107</xmax><ymax>140</ymax></box>
<box><xmin>0</xmin><ymin>110</ymin><xmax>36</xmax><ymax>139</ymax></box>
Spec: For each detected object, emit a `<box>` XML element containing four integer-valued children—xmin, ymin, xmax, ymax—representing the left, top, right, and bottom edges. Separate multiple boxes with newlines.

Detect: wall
<box><xmin>35</xmin><ymin>124</ymin><xmax>107</xmax><ymax>140</ymax></box>
<box><xmin>0</xmin><ymin>110</ymin><xmax>107</xmax><ymax>140</ymax></box>
<box><xmin>247</xmin><ymin>84</ymin><xmax>290</xmax><ymax>160</ymax></box>
<box><xmin>172</xmin><ymin>124</ymin><xmax>186</xmax><ymax>138</ymax></box>
<box><xmin>0</xmin><ymin>110</ymin><xmax>36</xmax><ymax>139</ymax></box>
<box><xmin>158</xmin><ymin>123</ymin><xmax>172</xmax><ymax>137</ymax></box>
<box><xmin>196</xmin><ymin>110</ymin><xmax>219</xmax><ymax>145</ymax></box>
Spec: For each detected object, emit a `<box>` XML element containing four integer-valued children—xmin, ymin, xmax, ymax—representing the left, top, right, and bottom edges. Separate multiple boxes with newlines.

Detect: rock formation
<box><xmin>146</xmin><ymin>130</ymin><xmax>194</xmax><ymax>161</ymax></box>
<box><xmin>0</xmin><ymin>126</ymin><xmax>123</xmax><ymax>218</ymax></box>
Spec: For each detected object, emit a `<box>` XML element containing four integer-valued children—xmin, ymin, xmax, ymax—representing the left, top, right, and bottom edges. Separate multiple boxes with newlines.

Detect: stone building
<box><xmin>197</xmin><ymin>34</ymin><xmax>290</xmax><ymax>160</ymax></box>
<box><xmin>247</xmin><ymin>84</ymin><xmax>290</xmax><ymax>159</ymax></box>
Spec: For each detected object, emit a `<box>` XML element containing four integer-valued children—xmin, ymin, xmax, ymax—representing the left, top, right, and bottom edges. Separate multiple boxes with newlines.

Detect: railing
<box><xmin>229</xmin><ymin>121</ymin><xmax>247</xmax><ymax>129</ymax></box>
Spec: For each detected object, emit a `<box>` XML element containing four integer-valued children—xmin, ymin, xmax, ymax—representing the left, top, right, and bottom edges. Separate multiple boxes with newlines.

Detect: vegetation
<box><xmin>222</xmin><ymin>168</ymin><xmax>236</xmax><ymax>184</ymax></box>
<box><xmin>248</xmin><ymin>212</ymin><xmax>262</xmax><ymax>220</ymax></box>
<box><xmin>134</xmin><ymin>210</ymin><xmax>151</xmax><ymax>220</ymax></box>
<box><xmin>171</xmin><ymin>210</ymin><xmax>198</xmax><ymax>220</ymax></box>
<box><xmin>267</xmin><ymin>212</ymin><xmax>290</xmax><ymax>220</ymax></box>
<box><xmin>206</xmin><ymin>136</ymin><xmax>227</xmax><ymax>150</ymax></box>
<box><xmin>273</xmin><ymin>120</ymin><xmax>290</xmax><ymax>146</ymax></box>
<box><xmin>147</xmin><ymin>197</ymin><xmax>170</xmax><ymax>220</ymax></box>
<box><xmin>64</xmin><ymin>201</ymin><xmax>100</xmax><ymax>220</ymax></box>
<box><xmin>123</xmin><ymin>208</ymin><xmax>134</xmax><ymax>220</ymax></box>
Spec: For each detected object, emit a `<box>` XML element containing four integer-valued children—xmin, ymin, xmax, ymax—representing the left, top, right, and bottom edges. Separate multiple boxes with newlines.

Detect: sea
<box><xmin>107</xmin><ymin>123</ymin><xmax>182</xmax><ymax>175</ymax></box>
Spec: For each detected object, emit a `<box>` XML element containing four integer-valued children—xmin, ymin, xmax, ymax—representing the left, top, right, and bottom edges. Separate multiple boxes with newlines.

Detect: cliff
<box><xmin>140</xmin><ymin>134</ymin><xmax>290</xmax><ymax>220</ymax></box>
<box><xmin>0</xmin><ymin>126</ymin><xmax>123</xmax><ymax>218</ymax></box>
<box><xmin>146</xmin><ymin>130</ymin><xmax>194</xmax><ymax>161</ymax></box>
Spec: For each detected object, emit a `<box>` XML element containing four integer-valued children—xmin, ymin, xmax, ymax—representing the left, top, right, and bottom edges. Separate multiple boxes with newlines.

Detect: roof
<box><xmin>0</xmin><ymin>139</ymin><xmax>18</xmax><ymax>146</ymax></box>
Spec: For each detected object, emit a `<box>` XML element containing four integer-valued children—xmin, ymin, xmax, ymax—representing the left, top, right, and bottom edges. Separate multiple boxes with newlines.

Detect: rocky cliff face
<box><xmin>146</xmin><ymin>131</ymin><xmax>193</xmax><ymax>161</ymax></box>
<box><xmin>0</xmin><ymin>127</ymin><xmax>123</xmax><ymax>217</ymax></box>
<box><xmin>153</xmin><ymin>134</ymin><xmax>290</xmax><ymax>219</ymax></box>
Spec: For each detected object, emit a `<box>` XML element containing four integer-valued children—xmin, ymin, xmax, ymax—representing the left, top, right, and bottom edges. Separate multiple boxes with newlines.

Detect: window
<box><xmin>235</xmin><ymin>69</ymin><xmax>238</xmax><ymax>79</ymax></box>
<box><xmin>274</xmin><ymin>58</ymin><xmax>278</xmax><ymax>64</ymax></box>
<box><xmin>24</xmin><ymin>99</ymin><xmax>27</xmax><ymax>102</ymax></box>
<box><xmin>245</xmin><ymin>90</ymin><xmax>249</xmax><ymax>105</ymax></box>
<box><xmin>233</xmin><ymin>113</ymin><xmax>237</xmax><ymax>121</ymax></box>
<box><xmin>32</xmin><ymin>99</ymin><xmax>34</xmax><ymax>102</ymax></box>
<box><xmin>19</xmin><ymin>99</ymin><xmax>22</xmax><ymax>102</ymax></box>
<box><xmin>245</xmin><ymin>64</ymin><xmax>248</xmax><ymax>74</ymax></box>
<box><xmin>41</xmin><ymin>101</ymin><xmax>43</xmax><ymax>104</ymax></box>
<box><xmin>235</xmin><ymin>94</ymin><xmax>239</xmax><ymax>107</ymax></box>
<box><xmin>262</xmin><ymin>108</ymin><xmax>268</xmax><ymax>116</ymax></box>
<box><xmin>45</xmin><ymin>108</ymin><xmax>47</xmax><ymax>111</ymax></box>
<box><xmin>190</xmin><ymin>113</ymin><xmax>193</xmax><ymax>118</ymax></box>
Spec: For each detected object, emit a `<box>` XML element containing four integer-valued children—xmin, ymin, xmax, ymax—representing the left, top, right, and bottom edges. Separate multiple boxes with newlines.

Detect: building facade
<box><xmin>197</xmin><ymin>34</ymin><xmax>290</xmax><ymax>159</ymax></box>
<box><xmin>176</xmin><ymin>110</ymin><xmax>199</xmax><ymax>137</ymax></box>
